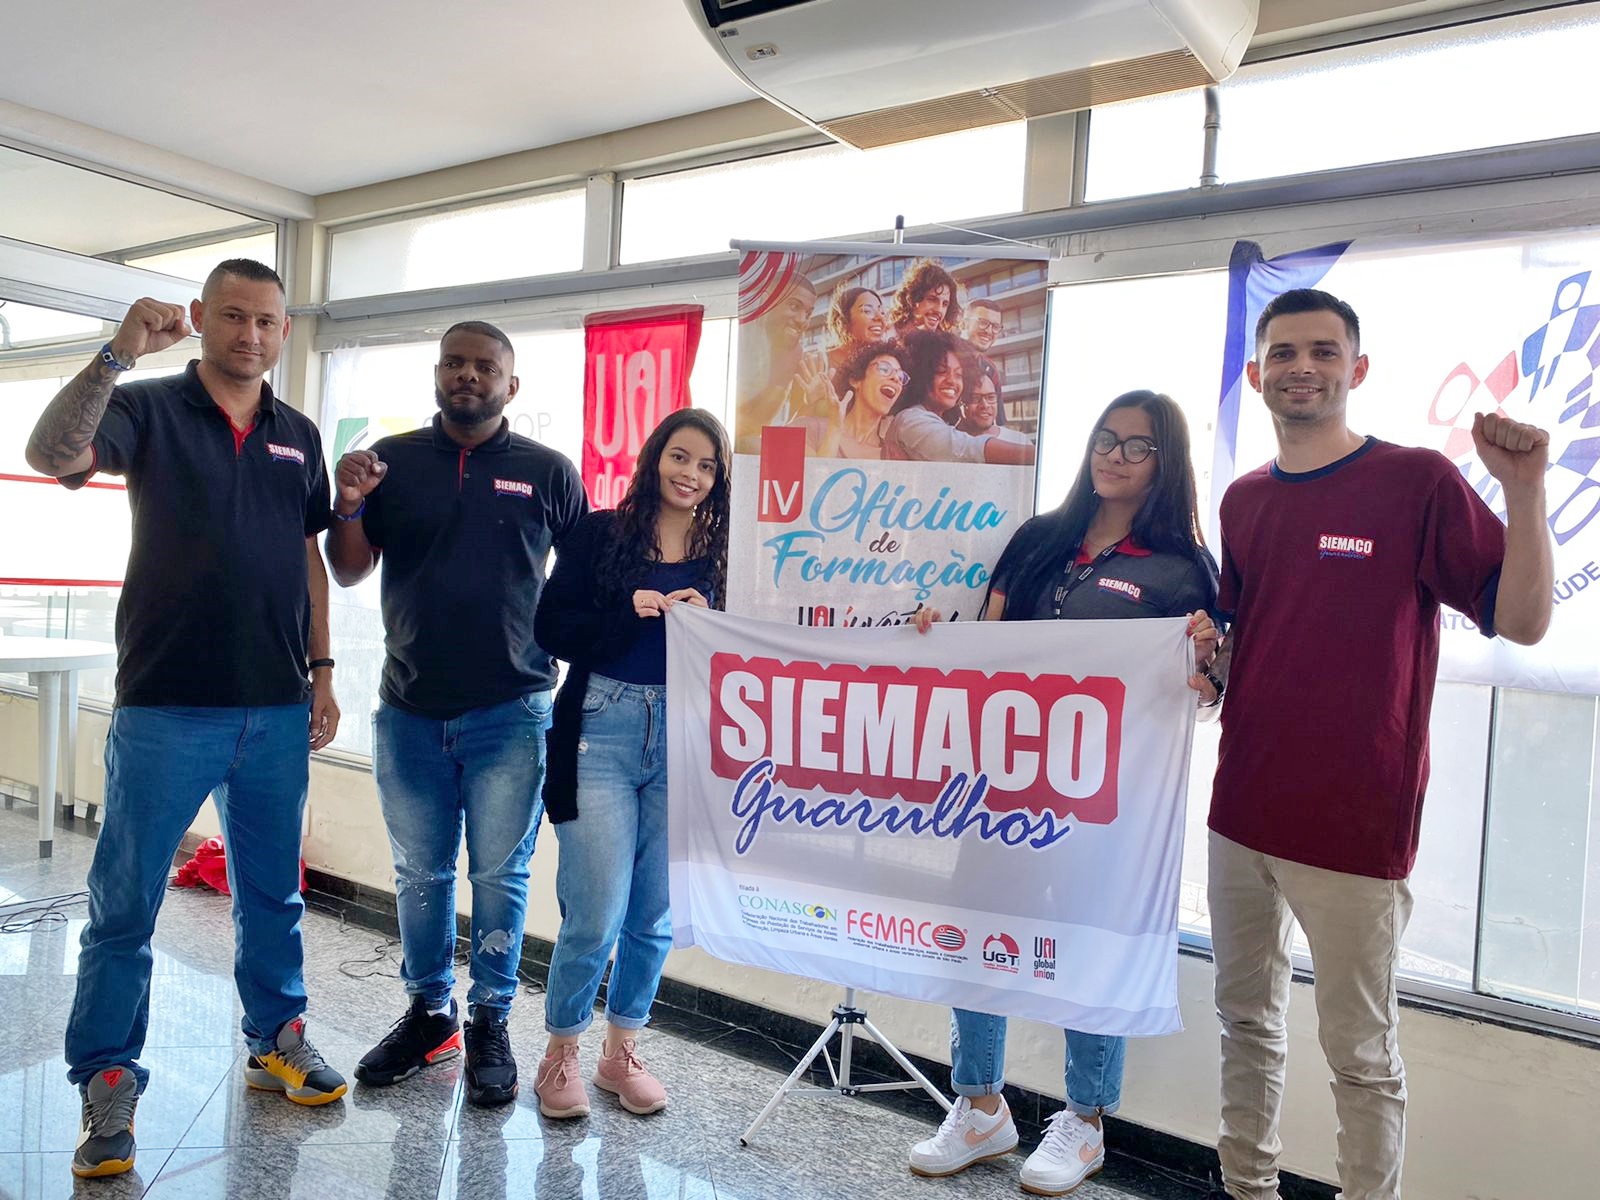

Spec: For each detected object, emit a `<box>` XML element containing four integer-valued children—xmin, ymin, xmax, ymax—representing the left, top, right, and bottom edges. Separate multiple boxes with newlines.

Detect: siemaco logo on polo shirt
<box><xmin>266</xmin><ymin>442</ymin><xmax>306</xmax><ymax>466</ymax></box>
<box><xmin>493</xmin><ymin>478</ymin><xmax>534</xmax><ymax>499</ymax></box>
<box><xmin>1318</xmin><ymin>532</ymin><xmax>1375</xmax><ymax>559</ymax></box>
<box><xmin>1096</xmin><ymin>576</ymin><xmax>1142</xmax><ymax>603</ymax></box>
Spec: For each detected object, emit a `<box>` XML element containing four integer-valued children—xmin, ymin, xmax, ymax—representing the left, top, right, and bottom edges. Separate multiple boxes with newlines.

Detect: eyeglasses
<box><xmin>970</xmin><ymin>318</ymin><xmax>1002</xmax><ymax>335</ymax></box>
<box><xmin>869</xmin><ymin>360</ymin><xmax>911</xmax><ymax>386</ymax></box>
<box><xmin>1091</xmin><ymin>429</ymin><xmax>1158</xmax><ymax>463</ymax></box>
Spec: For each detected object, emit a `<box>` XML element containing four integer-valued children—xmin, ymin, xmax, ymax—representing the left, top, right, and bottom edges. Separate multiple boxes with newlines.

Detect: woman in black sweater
<box><xmin>531</xmin><ymin>408</ymin><xmax>730</xmax><ymax>1121</ymax></box>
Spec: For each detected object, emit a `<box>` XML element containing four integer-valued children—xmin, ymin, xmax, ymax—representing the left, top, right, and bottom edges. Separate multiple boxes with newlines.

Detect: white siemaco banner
<box><xmin>666</xmin><ymin>605</ymin><xmax>1198</xmax><ymax>1036</ymax></box>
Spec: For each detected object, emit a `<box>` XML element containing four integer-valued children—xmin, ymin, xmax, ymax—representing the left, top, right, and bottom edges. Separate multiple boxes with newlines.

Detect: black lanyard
<box><xmin>1052</xmin><ymin>544</ymin><xmax>1121</xmax><ymax>619</ymax></box>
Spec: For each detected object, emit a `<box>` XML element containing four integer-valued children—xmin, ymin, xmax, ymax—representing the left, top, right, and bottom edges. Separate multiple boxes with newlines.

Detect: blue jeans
<box><xmin>373</xmin><ymin>693</ymin><xmax>552</xmax><ymax>1018</ymax></box>
<box><xmin>544</xmin><ymin>676</ymin><xmax>670</xmax><ymax>1036</ymax></box>
<box><xmin>65</xmin><ymin>704</ymin><xmax>312</xmax><ymax>1088</ymax></box>
<box><xmin>951</xmin><ymin>1008</ymin><xmax>1126</xmax><ymax>1115</ymax></box>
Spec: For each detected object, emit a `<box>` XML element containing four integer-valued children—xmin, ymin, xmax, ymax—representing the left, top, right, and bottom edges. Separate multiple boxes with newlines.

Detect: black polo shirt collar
<box><xmin>428</xmin><ymin>413</ymin><xmax>511</xmax><ymax>452</ymax></box>
<box><xmin>175</xmin><ymin>360</ymin><xmax>281</xmax><ymax>415</ymax></box>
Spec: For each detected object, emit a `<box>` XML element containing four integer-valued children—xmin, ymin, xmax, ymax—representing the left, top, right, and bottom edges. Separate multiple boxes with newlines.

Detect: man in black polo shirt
<box><xmin>327</xmin><ymin>320</ymin><xmax>585</xmax><ymax>1106</ymax></box>
<box><xmin>25</xmin><ymin>259</ymin><xmax>347</xmax><ymax>1179</ymax></box>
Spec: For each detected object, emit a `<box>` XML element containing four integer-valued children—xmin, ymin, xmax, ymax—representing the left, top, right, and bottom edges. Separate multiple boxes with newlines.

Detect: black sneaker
<box><xmin>355</xmin><ymin>997</ymin><xmax>462</xmax><ymax>1087</ymax></box>
<box><xmin>244</xmin><ymin>1017</ymin><xmax>348</xmax><ymax>1105</ymax></box>
<box><xmin>463</xmin><ymin>1007</ymin><xmax>518</xmax><ymax>1107</ymax></box>
<box><xmin>71</xmin><ymin>1066</ymin><xmax>138</xmax><ymax>1178</ymax></box>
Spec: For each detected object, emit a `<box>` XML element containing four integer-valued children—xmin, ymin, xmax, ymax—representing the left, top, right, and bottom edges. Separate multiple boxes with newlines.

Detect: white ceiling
<box><xmin>0</xmin><ymin>0</ymin><xmax>756</xmax><ymax>196</ymax></box>
<box><xmin>0</xmin><ymin>0</ymin><xmax>1522</xmax><ymax>203</ymax></box>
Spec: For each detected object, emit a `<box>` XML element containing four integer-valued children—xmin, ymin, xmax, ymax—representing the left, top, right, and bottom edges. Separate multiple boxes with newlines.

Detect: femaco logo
<box><xmin>737</xmin><ymin>894</ymin><xmax>837</xmax><ymax>921</ymax></box>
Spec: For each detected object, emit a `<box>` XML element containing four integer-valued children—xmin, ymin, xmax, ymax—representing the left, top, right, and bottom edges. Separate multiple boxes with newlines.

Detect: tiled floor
<box><xmin>0</xmin><ymin>802</ymin><xmax>1203</xmax><ymax>1200</ymax></box>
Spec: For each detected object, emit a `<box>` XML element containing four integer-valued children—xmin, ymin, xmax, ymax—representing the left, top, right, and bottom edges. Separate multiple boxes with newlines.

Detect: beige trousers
<box><xmin>1209</xmin><ymin>832</ymin><xmax>1414</xmax><ymax>1200</ymax></box>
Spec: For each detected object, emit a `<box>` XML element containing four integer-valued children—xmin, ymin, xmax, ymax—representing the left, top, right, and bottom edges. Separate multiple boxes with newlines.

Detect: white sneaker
<box><xmin>907</xmin><ymin>1096</ymin><xmax>1019</xmax><ymax>1177</ymax></box>
<box><xmin>1020</xmin><ymin>1109</ymin><xmax>1106</xmax><ymax>1195</ymax></box>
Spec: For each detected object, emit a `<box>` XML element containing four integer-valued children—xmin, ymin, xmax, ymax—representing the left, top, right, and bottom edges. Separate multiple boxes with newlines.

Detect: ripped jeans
<box><xmin>373</xmin><ymin>693</ymin><xmax>552</xmax><ymax>1018</ymax></box>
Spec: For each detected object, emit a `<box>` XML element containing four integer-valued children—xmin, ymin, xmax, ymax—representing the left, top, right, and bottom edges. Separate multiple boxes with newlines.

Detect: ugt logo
<box><xmin>982</xmin><ymin>933</ymin><xmax>1020</xmax><ymax>974</ymax></box>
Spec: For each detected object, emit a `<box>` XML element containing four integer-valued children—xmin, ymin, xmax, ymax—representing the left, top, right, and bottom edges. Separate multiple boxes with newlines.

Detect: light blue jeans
<box><xmin>544</xmin><ymin>676</ymin><xmax>671</xmax><ymax>1036</ymax></box>
<box><xmin>66</xmin><ymin>704</ymin><xmax>312</xmax><ymax>1088</ymax></box>
<box><xmin>951</xmin><ymin>1007</ymin><xmax>1126</xmax><ymax>1115</ymax></box>
<box><xmin>373</xmin><ymin>692</ymin><xmax>552</xmax><ymax>1018</ymax></box>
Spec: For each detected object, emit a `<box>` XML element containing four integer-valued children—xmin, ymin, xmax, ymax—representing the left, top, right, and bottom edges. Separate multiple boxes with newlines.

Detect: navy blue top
<box><xmin>592</xmin><ymin>558</ymin><xmax>711</xmax><ymax>685</ymax></box>
<box><xmin>61</xmin><ymin>361</ymin><xmax>331</xmax><ymax>707</ymax></box>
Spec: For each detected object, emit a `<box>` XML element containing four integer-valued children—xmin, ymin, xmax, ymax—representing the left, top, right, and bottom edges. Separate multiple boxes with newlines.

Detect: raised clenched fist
<box><xmin>1472</xmin><ymin>411</ymin><xmax>1549</xmax><ymax>490</ymax></box>
<box><xmin>108</xmin><ymin>298</ymin><xmax>191</xmax><ymax>365</ymax></box>
<box><xmin>334</xmin><ymin>450</ymin><xmax>388</xmax><ymax>515</ymax></box>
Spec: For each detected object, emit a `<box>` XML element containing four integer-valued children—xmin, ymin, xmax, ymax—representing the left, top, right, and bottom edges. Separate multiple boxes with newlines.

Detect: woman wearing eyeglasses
<box><xmin>909</xmin><ymin>389</ymin><xmax>1220</xmax><ymax>1196</ymax></box>
<box><xmin>824</xmin><ymin>285</ymin><xmax>889</xmax><ymax>378</ymax></box>
<box><xmin>882</xmin><ymin>330</ymin><xmax>1035</xmax><ymax>465</ymax></box>
<box><xmin>792</xmin><ymin>338</ymin><xmax>906</xmax><ymax>459</ymax></box>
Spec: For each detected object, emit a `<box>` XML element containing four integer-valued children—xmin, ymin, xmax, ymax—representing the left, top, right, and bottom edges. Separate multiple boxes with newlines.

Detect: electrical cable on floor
<box><xmin>698</xmin><ymin>1021</ymin><xmax>804</xmax><ymax>1071</ymax></box>
<box><xmin>328</xmin><ymin>917</ymin><xmax>546</xmax><ymax>997</ymax></box>
<box><xmin>0</xmin><ymin>890</ymin><xmax>88</xmax><ymax>933</ymax></box>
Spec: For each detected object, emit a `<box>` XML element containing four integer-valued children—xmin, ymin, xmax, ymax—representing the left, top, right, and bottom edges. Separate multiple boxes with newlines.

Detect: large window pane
<box><xmin>0</xmin><ymin>145</ymin><xmax>275</xmax><ymax>280</ymax></box>
<box><xmin>1086</xmin><ymin>6</ymin><xmax>1600</xmax><ymax>201</ymax></box>
<box><xmin>1481</xmin><ymin>688</ymin><xmax>1600</xmax><ymax>1018</ymax></box>
<box><xmin>1084</xmin><ymin>89</ymin><xmax>1208</xmax><ymax>202</ymax></box>
<box><xmin>619</xmin><ymin>124</ymin><xmax>1027</xmax><ymax>264</ymax></box>
<box><xmin>327</xmin><ymin>189</ymin><xmax>587</xmax><ymax>300</ymax></box>
<box><xmin>124</xmin><ymin>230</ymin><xmax>278</xmax><ymax>279</ymax></box>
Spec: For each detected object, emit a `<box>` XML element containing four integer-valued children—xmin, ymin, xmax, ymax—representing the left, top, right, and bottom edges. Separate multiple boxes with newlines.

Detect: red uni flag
<box><xmin>582</xmin><ymin>304</ymin><xmax>704</xmax><ymax>510</ymax></box>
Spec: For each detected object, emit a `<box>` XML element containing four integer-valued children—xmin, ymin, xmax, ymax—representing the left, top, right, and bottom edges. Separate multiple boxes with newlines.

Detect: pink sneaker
<box><xmin>534</xmin><ymin>1044</ymin><xmax>590</xmax><ymax>1119</ymax></box>
<box><xmin>593</xmin><ymin>1038</ymin><xmax>667</xmax><ymax>1114</ymax></box>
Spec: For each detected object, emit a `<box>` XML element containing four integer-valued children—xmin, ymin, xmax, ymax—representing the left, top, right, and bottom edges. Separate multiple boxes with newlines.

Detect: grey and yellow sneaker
<box><xmin>244</xmin><ymin>1017</ymin><xmax>348</xmax><ymax>1106</ymax></box>
<box><xmin>71</xmin><ymin>1066</ymin><xmax>138</xmax><ymax>1178</ymax></box>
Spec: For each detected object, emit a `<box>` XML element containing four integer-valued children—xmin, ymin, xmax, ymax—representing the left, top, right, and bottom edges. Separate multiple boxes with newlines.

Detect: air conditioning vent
<box><xmin>685</xmin><ymin>0</ymin><xmax>1257</xmax><ymax>147</ymax></box>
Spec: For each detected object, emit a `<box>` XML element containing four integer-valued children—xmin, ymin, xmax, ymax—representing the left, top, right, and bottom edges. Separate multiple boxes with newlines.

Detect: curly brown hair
<box><xmin>888</xmin><ymin>258</ymin><xmax>962</xmax><ymax>333</ymax></box>
<box><xmin>836</xmin><ymin>338</ymin><xmax>906</xmax><ymax>412</ymax></box>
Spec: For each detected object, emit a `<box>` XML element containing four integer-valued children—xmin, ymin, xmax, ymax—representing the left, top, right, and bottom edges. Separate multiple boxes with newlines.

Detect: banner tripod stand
<box><xmin>739</xmin><ymin>986</ymin><xmax>952</xmax><ymax>1145</ymax></box>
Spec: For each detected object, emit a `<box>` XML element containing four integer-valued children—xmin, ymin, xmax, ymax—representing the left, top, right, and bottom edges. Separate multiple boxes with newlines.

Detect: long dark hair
<box><xmin>889</xmin><ymin>329</ymin><xmax>974</xmax><ymax>424</ymax></box>
<box><xmin>995</xmin><ymin>391</ymin><xmax>1206</xmax><ymax>613</ymax></box>
<box><xmin>597</xmin><ymin>408</ymin><xmax>731</xmax><ymax>611</ymax></box>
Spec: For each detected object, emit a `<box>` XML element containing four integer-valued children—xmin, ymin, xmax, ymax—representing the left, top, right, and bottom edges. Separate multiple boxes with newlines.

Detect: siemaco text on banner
<box><xmin>708</xmin><ymin>653</ymin><xmax>1124</xmax><ymax>820</ymax></box>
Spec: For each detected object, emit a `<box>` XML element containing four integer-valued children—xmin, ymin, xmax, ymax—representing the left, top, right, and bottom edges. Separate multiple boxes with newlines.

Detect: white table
<box><xmin>0</xmin><ymin>638</ymin><xmax>117</xmax><ymax>857</ymax></box>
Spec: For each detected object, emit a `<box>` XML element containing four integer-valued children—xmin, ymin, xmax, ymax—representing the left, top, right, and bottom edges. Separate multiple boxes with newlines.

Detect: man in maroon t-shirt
<box><xmin>1203</xmin><ymin>289</ymin><xmax>1552</xmax><ymax>1200</ymax></box>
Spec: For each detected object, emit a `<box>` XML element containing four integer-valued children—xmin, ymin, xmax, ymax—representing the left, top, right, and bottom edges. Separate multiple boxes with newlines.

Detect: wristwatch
<box><xmin>100</xmin><ymin>342</ymin><xmax>135</xmax><ymax>372</ymax></box>
<box><xmin>1200</xmin><ymin>668</ymin><xmax>1225</xmax><ymax>707</ymax></box>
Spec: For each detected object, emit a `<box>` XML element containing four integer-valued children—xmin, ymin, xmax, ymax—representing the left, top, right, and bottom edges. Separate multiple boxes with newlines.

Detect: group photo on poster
<box><xmin>729</xmin><ymin>244</ymin><xmax>1048</xmax><ymax>625</ymax></box>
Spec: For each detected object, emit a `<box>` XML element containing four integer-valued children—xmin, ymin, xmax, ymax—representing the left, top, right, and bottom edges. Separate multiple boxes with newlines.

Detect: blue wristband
<box><xmin>100</xmin><ymin>342</ymin><xmax>134</xmax><ymax>372</ymax></box>
<box><xmin>333</xmin><ymin>500</ymin><xmax>365</xmax><ymax>522</ymax></box>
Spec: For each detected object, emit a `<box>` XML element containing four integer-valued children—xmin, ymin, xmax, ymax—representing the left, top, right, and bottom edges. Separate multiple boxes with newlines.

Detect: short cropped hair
<box><xmin>1255</xmin><ymin>288</ymin><xmax>1361</xmax><ymax>351</ymax></box>
<box><xmin>203</xmin><ymin>258</ymin><xmax>284</xmax><ymax>299</ymax></box>
<box><xmin>442</xmin><ymin>320</ymin><xmax>514</xmax><ymax>357</ymax></box>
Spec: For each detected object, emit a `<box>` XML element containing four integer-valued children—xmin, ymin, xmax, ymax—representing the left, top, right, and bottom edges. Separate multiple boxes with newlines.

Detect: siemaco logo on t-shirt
<box><xmin>1318</xmin><ymin>532</ymin><xmax>1375</xmax><ymax>559</ymax></box>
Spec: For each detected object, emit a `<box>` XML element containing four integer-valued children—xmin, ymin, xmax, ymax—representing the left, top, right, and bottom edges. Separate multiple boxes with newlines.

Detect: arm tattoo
<box><xmin>27</xmin><ymin>358</ymin><xmax>120</xmax><ymax>474</ymax></box>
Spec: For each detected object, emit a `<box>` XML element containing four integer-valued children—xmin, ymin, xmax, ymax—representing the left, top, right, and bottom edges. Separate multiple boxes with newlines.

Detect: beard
<box><xmin>435</xmin><ymin>386</ymin><xmax>508</xmax><ymax>428</ymax></box>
